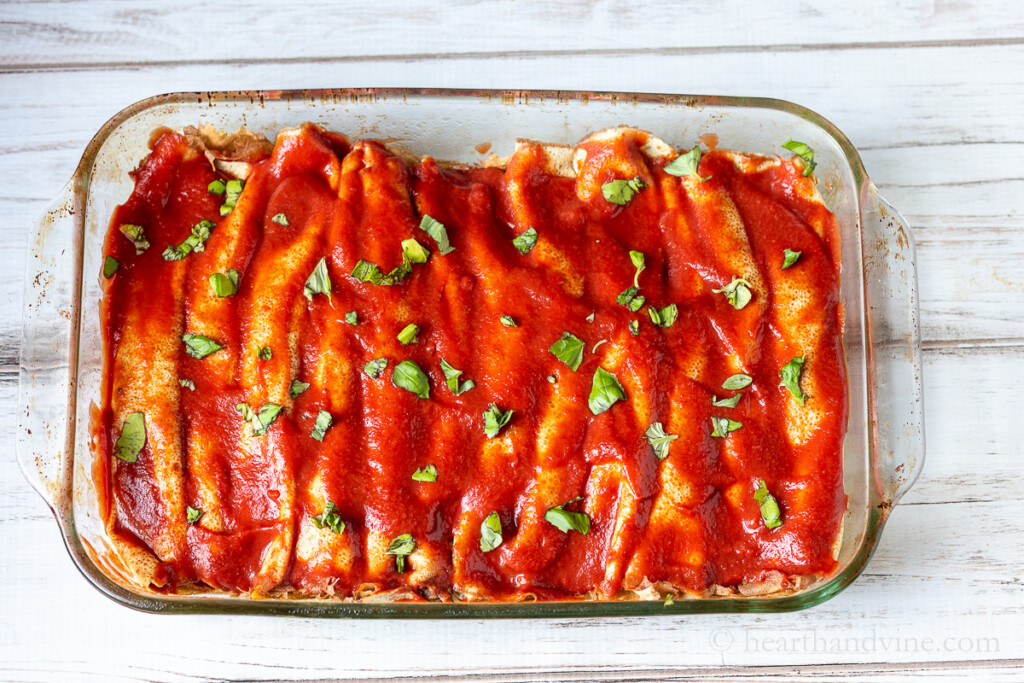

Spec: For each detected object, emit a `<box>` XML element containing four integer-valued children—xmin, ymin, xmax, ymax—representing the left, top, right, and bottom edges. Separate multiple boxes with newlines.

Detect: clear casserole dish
<box><xmin>17</xmin><ymin>88</ymin><xmax>924</xmax><ymax>616</ymax></box>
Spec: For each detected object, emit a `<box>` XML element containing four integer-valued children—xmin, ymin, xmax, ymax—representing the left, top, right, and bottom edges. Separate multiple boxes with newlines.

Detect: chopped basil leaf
<box><xmin>589</xmin><ymin>367</ymin><xmax>627</xmax><ymax>415</ymax></box>
<box><xmin>386</xmin><ymin>533</ymin><xmax>415</xmax><ymax>573</ymax></box>
<box><xmin>512</xmin><ymin>226</ymin><xmax>538</xmax><ymax>254</ymax></box>
<box><xmin>547</xmin><ymin>374</ymin><xmax>557</xmax><ymax>383</ymax></box>
<box><xmin>208</xmin><ymin>179</ymin><xmax>226</xmax><ymax>195</ymax></box>
<box><xmin>779</xmin><ymin>356</ymin><xmax>807</xmax><ymax>405</ymax></box>
<box><xmin>345</xmin><ymin>311</ymin><xmax>358</xmax><ymax>325</ymax></box>
<box><xmin>178</xmin><ymin>378</ymin><xmax>196</xmax><ymax>391</ymax></box>
<box><xmin>664</xmin><ymin>594</ymin><xmax>675</xmax><ymax>607</ymax></box>
<box><xmin>220</xmin><ymin>178</ymin><xmax>244</xmax><ymax>215</ymax></box>
<box><xmin>643</xmin><ymin>418</ymin><xmax>676</xmax><ymax>452</ymax></box>
<box><xmin>483</xmin><ymin>403</ymin><xmax>513</xmax><ymax>438</ymax></box>
<box><xmin>235</xmin><ymin>402</ymin><xmax>283</xmax><ymax>436</ymax></box>
<box><xmin>364</xmin><ymin>357</ymin><xmax>388</xmax><ymax>379</ymax></box>
<box><xmin>648</xmin><ymin>303</ymin><xmax>678</xmax><ymax>327</ymax></box>
<box><xmin>544</xmin><ymin>497</ymin><xmax>591</xmax><ymax>535</ymax></box>
<box><xmin>235</xmin><ymin>401</ymin><xmax>255</xmax><ymax>423</ymax></box>
<box><xmin>289</xmin><ymin>379</ymin><xmax>310</xmax><ymax>398</ymax></box>
<box><xmin>663</xmin><ymin>146</ymin><xmax>712</xmax><ymax>181</ymax></box>
<box><xmin>397</xmin><ymin>323</ymin><xmax>419</xmax><ymax>345</ymax></box>
<box><xmin>381</xmin><ymin>254</ymin><xmax>413</xmax><ymax>285</ymax></box>
<box><xmin>480</xmin><ymin>511</ymin><xmax>503</xmax><ymax>552</ymax></box>
<box><xmin>617</xmin><ymin>286</ymin><xmax>641</xmax><ymax>309</ymax></box>
<box><xmin>710</xmin><ymin>416</ymin><xmax>743</xmax><ymax>437</ymax></box>
<box><xmin>119</xmin><ymin>223</ymin><xmax>150</xmax><ymax>255</ymax></box>
<box><xmin>722</xmin><ymin>374</ymin><xmax>752</xmax><ymax>390</ymax></box>
<box><xmin>186</xmin><ymin>506</ymin><xmax>203</xmax><ymax>524</ymax></box>
<box><xmin>549</xmin><ymin>331</ymin><xmax>585</xmax><ymax>371</ymax></box>
<box><xmin>628</xmin><ymin>319</ymin><xmax>639</xmax><ymax>336</ymax></box>
<box><xmin>209</xmin><ymin>268</ymin><xmax>239</xmax><ymax>297</ymax></box>
<box><xmin>412</xmin><ymin>464</ymin><xmax>437</xmax><ymax>482</ymax></box>
<box><xmin>418</xmin><ymin>214</ymin><xmax>455</xmax><ymax>255</ymax></box>
<box><xmin>782</xmin><ymin>139</ymin><xmax>817</xmax><ymax>177</ymax></box>
<box><xmin>712</xmin><ymin>394</ymin><xmax>742</xmax><ymax>409</ymax></box>
<box><xmin>163</xmin><ymin>220</ymin><xmax>214</xmax><ymax>261</ymax></box>
<box><xmin>305</xmin><ymin>257</ymin><xmax>333</xmax><ymax>302</ymax></box>
<box><xmin>350</xmin><ymin>259</ymin><xmax>383</xmax><ymax>285</ymax></box>
<box><xmin>628</xmin><ymin>295</ymin><xmax>646</xmax><ymax>312</ymax></box>
<box><xmin>500</xmin><ymin>315</ymin><xmax>517</xmax><ymax>327</ymax></box>
<box><xmin>311</xmin><ymin>409</ymin><xmax>332</xmax><ymax>441</ymax></box>
<box><xmin>401</xmin><ymin>237</ymin><xmax>430</xmax><ymax>264</ymax></box>
<box><xmin>586</xmin><ymin>311</ymin><xmax>596</xmax><ymax>323</ymax></box>
<box><xmin>754</xmin><ymin>479</ymin><xmax>783</xmax><ymax>529</ymax></box>
<box><xmin>645</xmin><ymin>422</ymin><xmax>679</xmax><ymax>460</ymax></box>
<box><xmin>310</xmin><ymin>500</ymin><xmax>345</xmax><ymax>534</ymax></box>
<box><xmin>271</xmin><ymin>213</ymin><xmax>289</xmax><ymax>226</ymax></box>
<box><xmin>782</xmin><ymin>249</ymin><xmax>802</xmax><ymax>269</ymax></box>
<box><xmin>103</xmin><ymin>256</ymin><xmax>119</xmax><ymax>279</ymax></box>
<box><xmin>113</xmin><ymin>412</ymin><xmax>146</xmax><ymax>463</ymax></box>
<box><xmin>257</xmin><ymin>346</ymin><xmax>272</xmax><ymax>360</ymax></box>
<box><xmin>439</xmin><ymin>359</ymin><xmax>475</xmax><ymax>395</ymax></box>
<box><xmin>629</xmin><ymin>250</ymin><xmax>646</xmax><ymax>287</ymax></box>
<box><xmin>181</xmin><ymin>333</ymin><xmax>223</xmax><ymax>359</ymax></box>
<box><xmin>713</xmin><ymin>276</ymin><xmax>753</xmax><ymax>310</ymax></box>
<box><xmin>601</xmin><ymin>176</ymin><xmax>645</xmax><ymax>206</ymax></box>
<box><xmin>392</xmin><ymin>360</ymin><xmax>430</xmax><ymax>399</ymax></box>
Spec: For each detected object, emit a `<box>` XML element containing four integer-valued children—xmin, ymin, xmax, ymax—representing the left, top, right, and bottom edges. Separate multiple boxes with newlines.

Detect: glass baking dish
<box><xmin>17</xmin><ymin>88</ymin><xmax>924</xmax><ymax>617</ymax></box>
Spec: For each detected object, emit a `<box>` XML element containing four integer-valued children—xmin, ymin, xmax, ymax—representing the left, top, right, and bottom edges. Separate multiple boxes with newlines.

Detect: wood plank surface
<box><xmin>2</xmin><ymin>1</ymin><xmax>1023</xmax><ymax>681</ymax></box>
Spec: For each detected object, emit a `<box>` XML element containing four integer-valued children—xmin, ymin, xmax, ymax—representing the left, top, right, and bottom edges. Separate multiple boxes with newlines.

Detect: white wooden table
<box><xmin>3</xmin><ymin>1</ymin><xmax>1023</xmax><ymax>680</ymax></box>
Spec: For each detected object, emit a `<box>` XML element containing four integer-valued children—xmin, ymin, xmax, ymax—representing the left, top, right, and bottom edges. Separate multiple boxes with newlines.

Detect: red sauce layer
<box><xmin>98</xmin><ymin>124</ymin><xmax>847</xmax><ymax>600</ymax></box>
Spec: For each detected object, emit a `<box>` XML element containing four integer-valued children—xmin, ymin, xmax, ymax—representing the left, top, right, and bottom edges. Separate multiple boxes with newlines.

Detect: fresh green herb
<box><xmin>712</xmin><ymin>394</ymin><xmax>742</xmax><ymax>409</ymax></box>
<box><xmin>779</xmin><ymin>356</ymin><xmax>807</xmax><ymax>405</ymax></box>
<box><xmin>722</xmin><ymin>374</ymin><xmax>752</xmax><ymax>390</ymax></box>
<box><xmin>549</xmin><ymin>332</ymin><xmax>585</xmax><ymax>371</ymax></box>
<box><xmin>500</xmin><ymin>315</ymin><xmax>517</xmax><ymax>327</ymax></box>
<box><xmin>782</xmin><ymin>139</ymin><xmax>817</xmax><ymax>177</ymax></box>
<box><xmin>710</xmin><ymin>416</ymin><xmax>743</xmax><ymax>438</ymax></box>
<box><xmin>162</xmin><ymin>220</ymin><xmax>214</xmax><ymax>261</ymax></box>
<box><xmin>397</xmin><ymin>323</ymin><xmax>419</xmax><ymax>345</ymax></box>
<box><xmin>547</xmin><ymin>374</ymin><xmax>557</xmax><ymax>384</ymax></box>
<box><xmin>586</xmin><ymin>311</ymin><xmax>596</xmax><ymax>323</ymax></box>
<box><xmin>310</xmin><ymin>501</ymin><xmax>345</xmax><ymax>534</ymax></box>
<box><xmin>350</xmin><ymin>259</ymin><xmax>383</xmax><ymax>285</ymax></box>
<box><xmin>119</xmin><ymin>223</ymin><xmax>150</xmax><ymax>255</ymax></box>
<box><xmin>392</xmin><ymin>360</ymin><xmax>430</xmax><ymax>399</ymax></box>
<box><xmin>439</xmin><ymin>359</ymin><xmax>475</xmax><ymax>395</ymax></box>
<box><xmin>589</xmin><ymin>367</ymin><xmax>627</xmax><ymax>415</ymax></box>
<box><xmin>544</xmin><ymin>497</ymin><xmax>591</xmax><ymax>535</ymax></box>
<box><xmin>289</xmin><ymin>379</ymin><xmax>310</xmax><ymax>398</ymax></box>
<box><xmin>512</xmin><ymin>227</ymin><xmax>538</xmax><ymax>254</ymax></box>
<box><xmin>234</xmin><ymin>402</ymin><xmax>283</xmax><ymax>437</ymax></box>
<box><xmin>629</xmin><ymin>319</ymin><xmax>640</xmax><ymax>336</ymax></box>
<box><xmin>782</xmin><ymin>249</ymin><xmax>802</xmax><ymax>269</ymax></box>
<box><xmin>113</xmin><ymin>412</ymin><xmax>146</xmax><ymax>463</ymax></box>
<box><xmin>103</xmin><ymin>256</ymin><xmax>119</xmax><ymax>279</ymax></box>
<box><xmin>480</xmin><ymin>511</ymin><xmax>503</xmax><ymax>552</ymax></box>
<box><xmin>663</xmin><ymin>146</ymin><xmax>712</xmax><ymax>181</ymax></box>
<box><xmin>209</xmin><ymin>269</ymin><xmax>239</xmax><ymax>297</ymax></box>
<box><xmin>305</xmin><ymin>257</ymin><xmax>333</xmax><ymax>302</ymax></box>
<box><xmin>186</xmin><ymin>506</ymin><xmax>203</xmax><ymax>524</ymax></box>
<box><xmin>602</xmin><ymin>176</ymin><xmax>645</xmax><ymax>206</ymax></box>
<box><xmin>219</xmin><ymin>178</ymin><xmax>244</xmax><ymax>215</ymax></box>
<box><xmin>311</xmin><ymin>409</ymin><xmax>332</xmax><ymax>442</ymax></box>
<box><xmin>753</xmin><ymin>479</ymin><xmax>783</xmax><ymax>529</ymax></box>
<box><xmin>644</xmin><ymin>422</ymin><xmax>679</xmax><ymax>460</ymax></box>
<box><xmin>617</xmin><ymin>286</ymin><xmax>645</xmax><ymax>312</ymax></box>
<box><xmin>345</xmin><ymin>311</ymin><xmax>358</xmax><ymax>325</ymax></box>
<box><xmin>483</xmin><ymin>403</ymin><xmax>513</xmax><ymax>438</ymax></box>
<box><xmin>364</xmin><ymin>358</ymin><xmax>388</xmax><ymax>379</ymax></box>
<box><xmin>381</xmin><ymin>255</ymin><xmax>413</xmax><ymax>285</ymax></box>
<box><xmin>664</xmin><ymin>594</ymin><xmax>675</xmax><ymax>607</ymax></box>
<box><xmin>181</xmin><ymin>333</ymin><xmax>223</xmax><ymax>359</ymax></box>
<box><xmin>208</xmin><ymin>179</ymin><xmax>226</xmax><ymax>195</ymax></box>
<box><xmin>418</xmin><ymin>215</ymin><xmax>455</xmax><ymax>255</ymax></box>
<box><xmin>178</xmin><ymin>378</ymin><xmax>196</xmax><ymax>391</ymax></box>
<box><xmin>647</xmin><ymin>303</ymin><xmax>678</xmax><ymax>327</ymax></box>
<box><xmin>271</xmin><ymin>213</ymin><xmax>289</xmax><ymax>226</ymax></box>
<box><xmin>629</xmin><ymin>250</ymin><xmax>646</xmax><ymax>287</ymax></box>
<box><xmin>412</xmin><ymin>465</ymin><xmax>438</xmax><ymax>482</ymax></box>
<box><xmin>257</xmin><ymin>346</ymin><xmax>272</xmax><ymax>360</ymax></box>
<box><xmin>401</xmin><ymin>237</ymin><xmax>430</xmax><ymax>264</ymax></box>
<box><xmin>713</xmin><ymin>276</ymin><xmax>753</xmax><ymax>310</ymax></box>
<box><xmin>386</xmin><ymin>533</ymin><xmax>415</xmax><ymax>573</ymax></box>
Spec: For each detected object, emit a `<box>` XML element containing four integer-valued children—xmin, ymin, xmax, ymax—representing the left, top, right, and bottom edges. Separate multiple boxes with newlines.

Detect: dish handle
<box><xmin>17</xmin><ymin>179</ymin><xmax>81</xmax><ymax>514</ymax></box>
<box><xmin>861</xmin><ymin>183</ymin><xmax>926</xmax><ymax>509</ymax></box>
